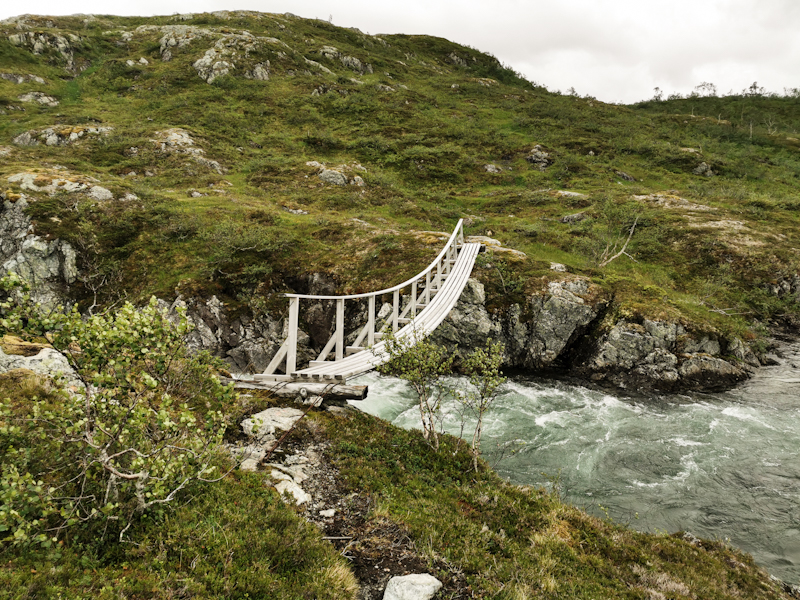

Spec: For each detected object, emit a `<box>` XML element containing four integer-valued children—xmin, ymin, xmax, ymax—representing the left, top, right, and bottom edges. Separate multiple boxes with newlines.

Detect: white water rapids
<box><xmin>350</xmin><ymin>341</ymin><xmax>800</xmax><ymax>584</ymax></box>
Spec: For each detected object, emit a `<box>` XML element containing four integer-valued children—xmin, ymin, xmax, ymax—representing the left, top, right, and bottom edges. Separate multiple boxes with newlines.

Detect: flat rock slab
<box><xmin>0</xmin><ymin>346</ymin><xmax>83</xmax><ymax>391</ymax></box>
<box><xmin>241</xmin><ymin>407</ymin><xmax>304</xmax><ymax>439</ymax></box>
<box><xmin>383</xmin><ymin>574</ymin><xmax>442</xmax><ymax>600</ymax></box>
<box><xmin>275</xmin><ymin>479</ymin><xmax>311</xmax><ymax>505</ymax></box>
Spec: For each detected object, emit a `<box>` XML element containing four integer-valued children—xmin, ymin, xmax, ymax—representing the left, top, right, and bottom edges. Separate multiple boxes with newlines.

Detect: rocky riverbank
<box><xmin>142</xmin><ymin>275</ymin><xmax>759</xmax><ymax>394</ymax></box>
<box><xmin>0</xmin><ymin>193</ymin><xmax>773</xmax><ymax>394</ymax></box>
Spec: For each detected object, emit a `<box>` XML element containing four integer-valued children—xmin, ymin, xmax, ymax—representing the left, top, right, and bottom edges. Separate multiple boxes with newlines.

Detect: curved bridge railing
<box><xmin>257</xmin><ymin>219</ymin><xmax>480</xmax><ymax>383</ymax></box>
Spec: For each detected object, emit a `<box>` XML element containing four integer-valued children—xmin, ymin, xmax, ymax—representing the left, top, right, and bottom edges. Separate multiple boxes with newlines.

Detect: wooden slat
<box><xmin>293</xmin><ymin>243</ymin><xmax>480</xmax><ymax>380</ymax></box>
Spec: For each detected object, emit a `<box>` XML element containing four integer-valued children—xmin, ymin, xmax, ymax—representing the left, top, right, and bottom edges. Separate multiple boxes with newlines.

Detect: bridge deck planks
<box><xmin>289</xmin><ymin>242</ymin><xmax>481</xmax><ymax>382</ymax></box>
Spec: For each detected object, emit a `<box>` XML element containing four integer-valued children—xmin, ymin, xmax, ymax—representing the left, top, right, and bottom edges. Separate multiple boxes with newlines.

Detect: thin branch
<box><xmin>599</xmin><ymin>216</ymin><xmax>638</xmax><ymax>268</ymax></box>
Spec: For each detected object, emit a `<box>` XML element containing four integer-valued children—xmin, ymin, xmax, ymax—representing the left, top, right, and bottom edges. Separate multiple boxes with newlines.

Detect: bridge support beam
<box><xmin>287</xmin><ymin>296</ymin><xmax>299</xmax><ymax>375</ymax></box>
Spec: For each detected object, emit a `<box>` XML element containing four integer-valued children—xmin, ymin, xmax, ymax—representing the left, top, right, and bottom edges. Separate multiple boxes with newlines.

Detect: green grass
<box><xmin>0</xmin><ymin>372</ymin><xmax>791</xmax><ymax>598</ymax></box>
<box><xmin>2</xmin><ymin>12</ymin><xmax>800</xmax><ymax>339</ymax></box>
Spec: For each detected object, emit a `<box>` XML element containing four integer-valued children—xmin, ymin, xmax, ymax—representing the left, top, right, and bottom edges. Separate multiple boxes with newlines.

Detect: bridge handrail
<box><xmin>283</xmin><ymin>219</ymin><xmax>465</xmax><ymax>300</ymax></box>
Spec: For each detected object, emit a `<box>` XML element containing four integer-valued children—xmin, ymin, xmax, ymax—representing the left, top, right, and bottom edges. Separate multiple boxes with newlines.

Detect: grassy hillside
<box><xmin>1</xmin><ymin>371</ymin><xmax>794</xmax><ymax>598</ymax></box>
<box><xmin>1</xmin><ymin>11</ymin><xmax>800</xmax><ymax>343</ymax></box>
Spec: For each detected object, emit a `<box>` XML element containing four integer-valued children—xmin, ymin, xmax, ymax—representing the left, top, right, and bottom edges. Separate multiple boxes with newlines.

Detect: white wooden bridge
<box><xmin>255</xmin><ymin>219</ymin><xmax>481</xmax><ymax>384</ymax></box>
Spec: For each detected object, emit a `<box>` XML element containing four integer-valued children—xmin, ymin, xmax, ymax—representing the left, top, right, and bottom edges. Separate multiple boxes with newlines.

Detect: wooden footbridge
<box><xmin>255</xmin><ymin>219</ymin><xmax>481</xmax><ymax>384</ymax></box>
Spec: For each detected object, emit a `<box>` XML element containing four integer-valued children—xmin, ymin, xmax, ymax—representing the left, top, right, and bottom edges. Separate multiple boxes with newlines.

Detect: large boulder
<box><xmin>580</xmin><ymin>319</ymin><xmax>750</xmax><ymax>392</ymax></box>
<box><xmin>429</xmin><ymin>279</ymin><xmax>501</xmax><ymax>360</ymax></box>
<box><xmin>0</xmin><ymin>345</ymin><xmax>82</xmax><ymax>391</ymax></box>
<box><xmin>383</xmin><ymin>574</ymin><xmax>442</xmax><ymax>600</ymax></box>
<box><xmin>526</xmin><ymin>279</ymin><xmax>600</xmax><ymax>368</ymax></box>
<box><xmin>1</xmin><ymin>195</ymin><xmax>77</xmax><ymax>310</ymax></box>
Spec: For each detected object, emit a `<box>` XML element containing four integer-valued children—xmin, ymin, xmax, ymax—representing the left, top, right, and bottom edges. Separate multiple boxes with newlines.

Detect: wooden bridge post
<box><xmin>392</xmin><ymin>290</ymin><xmax>400</xmax><ymax>332</ymax></box>
<box><xmin>367</xmin><ymin>295</ymin><xmax>375</xmax><ymax>346</ymax></box>
<box><xmin>411</xmin><ymin>281</ymin><xmax>417</xmax><ymax>318</ymax></box>
<box><xmin>335</xmin><ymin>299</ymin><xmax>345</xmax><ymax>360</ymax></box>
<box><xmin>447</xmin><ymin>244</ymin><xmax>454</xmax><ymax>274</ymax></box>
<box><xmin>286</xmin><ymin>296</ymin><xmax>299</xmax><ymax>374</ymax></box>
<box><xmin>425</xmin><ymin>271</ymin><xmax>431</xmax><ymax>303</ymax></box>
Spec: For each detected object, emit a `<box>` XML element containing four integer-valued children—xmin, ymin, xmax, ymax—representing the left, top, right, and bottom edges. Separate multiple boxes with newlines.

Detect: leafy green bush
<box><xmin>0</xmin><ymin>273</ymin><xmax>234</xmax><ymax>545</ymax></box>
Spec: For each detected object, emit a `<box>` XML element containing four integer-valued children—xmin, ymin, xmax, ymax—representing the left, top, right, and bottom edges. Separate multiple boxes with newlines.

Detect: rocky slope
<box><xmin>2</xmin><ymin>11</ymin><xmax>799</xmax><ymax>393</ymax></box>
<box><xmin>0</xmin><ymin>194</ymin><xmax>765</xmax><ymax>392</ymax></box>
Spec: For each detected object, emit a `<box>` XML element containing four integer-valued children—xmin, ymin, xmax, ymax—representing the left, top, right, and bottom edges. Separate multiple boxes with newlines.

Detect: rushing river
<box><xmin>350</xmin><ymin>342</ymin><xmax>800</xmax><ymax>584</ymax></box>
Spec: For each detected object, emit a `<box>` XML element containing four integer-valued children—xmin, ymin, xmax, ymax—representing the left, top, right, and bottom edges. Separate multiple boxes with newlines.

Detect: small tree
<box><xmin>457</xmin><ymin>341</ymin><xmax>506</xmax><ymax>472</ymax></box>
<box><xmin>377</xmin><ymin>331</ymin><xmax>454</xmax><ymax>450</ymax></box>
<box><xmin>0</xmin><ymin>273</ymin><xmax>234</xmax><ymax>545</ymax></box>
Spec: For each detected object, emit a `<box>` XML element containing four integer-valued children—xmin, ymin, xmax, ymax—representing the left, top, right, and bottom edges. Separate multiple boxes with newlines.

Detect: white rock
<box><xmin>88</xmin><ymin>186</ymin><xmax>113</xmax><ymax>201</ymax></box>
<box><xmin>275</xmin><ymin>479</ymin><xmax>311</xmax><ymax>505</ymax></box>
<box><xmin>12</xmin><ymin>131</ymin><xmax>37</xmax><ymax>146</ymax></box>
<box><xmin>319</xmin><ymin>508</ymin><xmax>335</xmax><ymax>518</ymax></box>
<box><xmin>138</xmin><ymin>57</ymin><xmax>149</xmax><ymax>65</ymax></box>
<box><xmin>550</xmin><ymin>262</ymin><xmax>568</xmax><ymax>272</ymax></box>
<box><xmin>242</xmin><ymin>407</ymin><xmax>304</xmax><ymax>439</ymax></box>
<box><xmin>383</xmin><ymin>574</ymin><xmax>442</xmax><ymax>600</ymax></box>
<box><xmin>484</xmin><ymin>163</ymin><xmax>502</xmax><ymax>173</ymax></box>
<box><xmin>555</xmin><ymin>190</ymin><xmax>588</xmax><ymax>198</ymax></box>
<box><xmin>270</xmin><ymin>469</ymin><xmax>292</xmax><ymax>482</ymax></box>
<box><xmin>18</xmin><ymin>92</ymin><xmax>59</xmax><ymax>107</ymax></box>
<box><xmin>269</xmin><ymin>463</ymin><xmax>308</xmax><ymax>483</ymax></box>
<box><xmin>234</xmin><ymin>444</ymin><xmax>266</xmax><ymax>471</ymax></box>
<box><xmin>319</xmin><ymin>169</ymin><xmax>348</xmax><ymax>186</ymax></box>
<box><xmin>246</xmin><ymin>62</ymin><xmax>269</xmax><ymax>80</ymax></box>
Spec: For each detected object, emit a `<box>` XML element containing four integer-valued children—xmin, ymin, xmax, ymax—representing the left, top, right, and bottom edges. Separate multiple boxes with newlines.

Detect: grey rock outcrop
<box><xmin>431</xmin><ymin>279</ymin><xmax>501</xmax><ymax>359</ymax></box>
<box><xmin>18</xmin><ymin>91</ymin><xmax>59</xmax><ymax>107</ymax></box>
<box><xmin>526</xmin><ymin>280</ymin><xmax>600</xmax><ymax>368</ymax></box>
<box><xmin>447</xmin><ymin>52</ymin><xmax>468</xmax><ymax>67</ymax></box>
<box><xmin>319</xmin><ymin>169</ymin><xmax>348</xmax><ymax>186</ymax></box>
<box><xmin>193</xmin><ymin>49</ymin><xmax>232</xmax><ymax>83</ymax></box>
<box><xmin>151</xmin><ymin>128</ymin><xmax>224</xmax><ymax>174</ymax></box>
<box><xmin>245</xmin><ymin>62</ymin><xmax>270</xmax><ymax>80</ymax></box>
<box><xmin>306</xmin><ymin>161</ymin><xmax>367</xmax><ymax>187</ymax></box>
<box><xmin>318</xmin><ymin>45</ymin><xmax>373</xmax><ymax>74</ymax></box>
<box><xmin>0</xmin><ymin>345</ymin><xmax>83</xmax><ymax>391</ymax></box>
<box><xmin>1</xmin><ymin>195</ymin><xmax>76</xmax><ymax>310</ymax></box>
<box><xmin>0</xmin><ymin>73</ymin><xmax>46</xmax><ymax>84</ymax></box>
<box><xmin>7</xmin><ymin>172</ymin><xmax>117</xmax><ymax>204</ymax></box>
<box><xmin>13</xmin><ymin>125</ymin><xmax>113</xmax><ymax>147</ymax></box>
<box><xmin>429</xmin><ymin>276</ymin><xmax>753</xmax><ymax>392</ymax></box>
<box><xmin>560</xmin><ymin>212</ymin><xmax>588</xmax><ymax>224</ymax></box>
<box><xmin>693</xmin><ymin>162</ymin><xmax>714</xmax><ymax>177</ymax></box>
<box><xmin>0</xmin><ymin>348</ymin><xmax>84</xmax><ymax>391</ymax></box>
<box><xmin>580</xmin><ymin>319</ymin><xmax>749</xmax><ymax>392</ymax></box>
<box><xmin>525</xmin><ymin>145</ymin><xmax>552</xmax><ymax>170</ymax></box>
<box><xmin>157</xmin><ymin>295</ymin><xmax>313</xmax><ymax>373</ymax></box>
<box><xmin>431</xmin><ymin>278</ymin><xmax>602</xmax><ymax>370</ymax></box>
<box><xmin>8</xmin><ymin>31</ymin><xmax>81</xmax><ymax>72</ymax></box>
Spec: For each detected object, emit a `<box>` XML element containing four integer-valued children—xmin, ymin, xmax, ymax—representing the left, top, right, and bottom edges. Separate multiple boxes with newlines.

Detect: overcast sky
<box><xmin>2</xmin><ymin>0</ymin><xmax>798</xmax><ymax>104</ymax></box>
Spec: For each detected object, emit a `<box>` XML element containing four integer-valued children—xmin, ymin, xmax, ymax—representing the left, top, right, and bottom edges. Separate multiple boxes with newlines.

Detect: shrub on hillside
<box><xmin>0</xmin><ymin>273</ymin><xmax>234</xmax><ymax>545</ymax></box>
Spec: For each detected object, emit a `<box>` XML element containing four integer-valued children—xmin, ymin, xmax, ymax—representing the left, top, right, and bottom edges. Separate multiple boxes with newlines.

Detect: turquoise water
<box><xmin>351</xmin><ymin>344</ymin><xmax>800</xmax><ymax>584</ymax></box>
